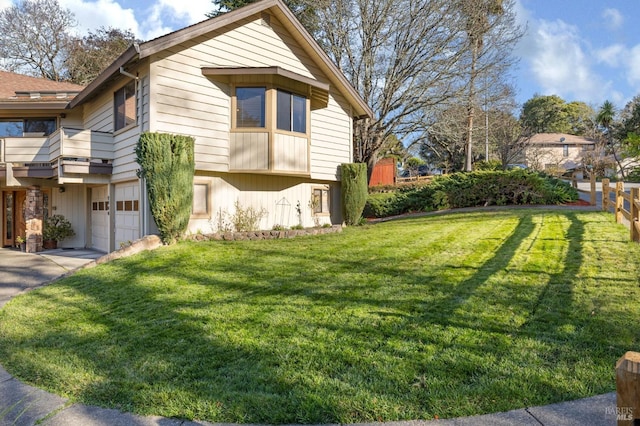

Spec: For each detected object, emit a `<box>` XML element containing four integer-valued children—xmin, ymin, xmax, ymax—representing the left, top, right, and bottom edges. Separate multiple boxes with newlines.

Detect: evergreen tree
<box><xmin>135</xmin><ymin>132</ymin><xmax>195</xmax><ymax>244</ymax></box>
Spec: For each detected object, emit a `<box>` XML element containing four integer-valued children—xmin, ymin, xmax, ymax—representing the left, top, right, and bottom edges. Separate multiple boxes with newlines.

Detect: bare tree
<box><xmin>0</xmin><ymin>0</ymin><xmax>76</xmax><ymax>81</ymax></box>
<box><xmin>457</xmin><ymin>0</ymin><xmax>523</xmax><ymax>171</ymax></box>
<box><xmin>315</xmin><ymin>0</ymin><xmax>469</xmax><ymax>175</ymax></box>
<box><xmin>419</xmin><ymin>104</ymin><xmax>471</xmax><ymax>174</ymax></box>
<box><xmin>490</xmin><ymin>110</ymin><xmax>530</xmax><ymax>168</ymax></box>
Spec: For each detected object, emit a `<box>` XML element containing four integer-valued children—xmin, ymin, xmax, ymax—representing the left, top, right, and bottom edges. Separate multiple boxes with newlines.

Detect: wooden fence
<box><xmin>568</xmin><ymin>175</ymin><xmax>640</xmax><ymax>242</ymax></box>
<box><xmin>602</xmin><ymin>179</ymin><xmax>640</xmax><ymax>243</ymax></box>
<box><xmin>395</xmin><ymin>175</ymin><xmax>433</xmax><ymax>184</ymax></box>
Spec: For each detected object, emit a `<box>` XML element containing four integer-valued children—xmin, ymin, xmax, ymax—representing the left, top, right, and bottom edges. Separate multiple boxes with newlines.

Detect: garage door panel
<box><xmin>91</xmin><ymin>186</ymin><xmax>109</xmax><ymax>253</ymax></box>
<box><xmin>115</xmin><ymin>183</ymin><xmax>140</xmax><ymax>247</ymax></box>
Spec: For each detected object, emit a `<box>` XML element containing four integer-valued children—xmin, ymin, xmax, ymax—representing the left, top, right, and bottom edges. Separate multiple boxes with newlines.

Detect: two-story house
<box><xmin>0</xmin><ymin>0</ymin><xmax>372</xmax><ymax>253</ymax></box>
<box><xmin>525</xmin><ymin>133</ymin><xmax>599</xmax><ymax>174</ymax></box>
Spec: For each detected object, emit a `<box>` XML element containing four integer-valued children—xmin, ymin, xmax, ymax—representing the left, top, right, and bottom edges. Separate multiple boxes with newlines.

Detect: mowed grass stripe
<box><xmin>0</xmin><ymin>209</ymin><xmax>639</xmax><ymax>423</ymax></box>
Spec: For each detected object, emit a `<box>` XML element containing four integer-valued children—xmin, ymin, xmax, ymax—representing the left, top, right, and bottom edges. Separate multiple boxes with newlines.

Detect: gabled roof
<box><xmin>528</xmin><ymin>133</ymin><xmax>596</xmax><ymax>145</ymax></box>
<box><xmin>0</xmin><ymin>70</ymin><xmax>84</xmax><ymax>109</ymax></box>
<box><xmin>70</xmin><ymin>0</ymin><xmax>373</xmax><ymax>119</ymax></box>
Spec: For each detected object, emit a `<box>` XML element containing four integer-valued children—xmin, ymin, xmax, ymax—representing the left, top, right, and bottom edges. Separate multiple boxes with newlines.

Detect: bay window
<box><xmin>236</xmin><ymin>87</ymin><xmax>266</xmax><ymax>128</ymax></box>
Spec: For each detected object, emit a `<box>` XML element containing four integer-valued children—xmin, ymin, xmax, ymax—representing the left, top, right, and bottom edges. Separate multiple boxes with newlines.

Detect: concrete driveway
<box><xmin>0</xmin><ymin>248</ymin><xmax>103</xmax><ymax>308</ymax></box>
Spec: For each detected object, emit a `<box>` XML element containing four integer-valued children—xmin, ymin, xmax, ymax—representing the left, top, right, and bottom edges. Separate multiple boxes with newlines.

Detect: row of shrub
<box><xmin>364</xmin><ymin>169</ymin><xmax>579</xmax><ymax>218</ymax></box>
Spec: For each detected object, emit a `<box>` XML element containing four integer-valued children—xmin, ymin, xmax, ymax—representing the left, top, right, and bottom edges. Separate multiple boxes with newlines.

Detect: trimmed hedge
<box><xmin>135</xmin><ymin>132</ymin><xmax>195</xmax><ymax>244</ymax></box>
<box><xmin>364</xmin><ymin>170</ymin><xmax>579</xmax><ymax>218</ymax></box>
<box><xmin>341</xmin><ymin>163</ymin><xmax>368</xmax><ymax>225</ymax></box>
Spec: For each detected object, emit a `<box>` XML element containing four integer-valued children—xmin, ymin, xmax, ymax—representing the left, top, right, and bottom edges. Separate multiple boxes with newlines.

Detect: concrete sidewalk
<box><xmin>0</xmin><ymin>247</ymin><xmax>621</xmax><ymax>425</ymax></box>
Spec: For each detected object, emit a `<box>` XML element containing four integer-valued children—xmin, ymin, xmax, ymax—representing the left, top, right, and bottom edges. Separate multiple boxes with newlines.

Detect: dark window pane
<box><xmin>292</xmin><ymin>94</ymin><xmax>306</xmax><ymax>133</ymax></box>
<box><xmin>0</xmin><ymin>121</ymin><xmax>23</xmax><ymax>137</ymax></box>
<box><xmin>236</xmin><ymin>87</ymin><xmax>265</xmax><ymax>127</ymax></box>
<box><xmin>114</xmin><ymin>81</ymin><xmax>136</xmax><ymax>131</ymax></box>
<box><xmin>24</xmin><ymin>118</ymin><xmax>56</xmax><ymax>136</ymax></box>
<box><xmin>277</xmin><ymin>90</ymin><xmax>291</xmax><ymax>131</ymax></box>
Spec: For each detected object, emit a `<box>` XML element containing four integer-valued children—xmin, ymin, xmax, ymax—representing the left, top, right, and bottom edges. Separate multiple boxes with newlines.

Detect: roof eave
<box><xmin>0</xmin><ymin>101</ymin><xmax>70</xmax><ymax>110</ymax></box>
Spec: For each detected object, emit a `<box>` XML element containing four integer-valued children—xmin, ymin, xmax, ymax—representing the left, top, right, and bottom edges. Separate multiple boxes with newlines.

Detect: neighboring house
<box><xmin>525</xmin><ymin>133</ymin><xmax>599</xmax><ymax>174</ymax></box>
<box><xmin>0</xmin><ymin>0</ymin><xmax>372</xmax><ymax>253</ymax></box>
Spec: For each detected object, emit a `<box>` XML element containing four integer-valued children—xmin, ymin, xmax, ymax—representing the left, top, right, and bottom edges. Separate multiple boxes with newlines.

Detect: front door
<box><xmin>2</xmin><ymin>190</ymin><xmax>25</xmax><ymax>247</ymax></box>
<box><xmin>2</xmin><ymin>189</ymin><xmax>49</xmax><ymax>248</ymax></box>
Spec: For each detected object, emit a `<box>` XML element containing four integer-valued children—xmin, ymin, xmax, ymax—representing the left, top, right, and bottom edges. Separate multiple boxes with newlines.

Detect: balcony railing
<box><xmin>1</xmin><ymin>127</ymin><xmax>114</xmax><ymax>181</ymax></box>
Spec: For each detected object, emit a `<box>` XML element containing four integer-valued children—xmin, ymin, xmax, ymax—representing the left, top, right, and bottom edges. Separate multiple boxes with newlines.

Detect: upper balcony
<box><xmin>0</xmin><ymin>127</ymin><xmax>114</xmax><ymax>181</ymax></box>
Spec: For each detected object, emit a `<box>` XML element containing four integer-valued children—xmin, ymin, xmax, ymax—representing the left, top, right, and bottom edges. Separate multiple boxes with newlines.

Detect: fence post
<box><xmin>632</xmin><ymin>188</ymin><xmax>640</xmax><ymax>243</ymax></box>
<box><xmin>602</xmin><ymin>178</ymin><xmax>610</xmax><ymax>212</ymax></box>
<box><xmin>616</xmin><ymin>351</ymin><xmax>640</xmax><ymax>425</ymax></box>
<box><xmin>616</xmin><ymin>182</ymin><xmax>625</xmax><ymax>224</ymax></box>
<box><xmin>590</xmin><ymin>172</ymin><xmax>597</xmax><ymax>206</ymax></box>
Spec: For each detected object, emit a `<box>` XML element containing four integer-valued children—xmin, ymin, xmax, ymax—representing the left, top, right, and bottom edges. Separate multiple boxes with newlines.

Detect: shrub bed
<box><xmin>364</xmin><ymin>170</ymin><xmax>579</xmax><ymax>218</ymax></box>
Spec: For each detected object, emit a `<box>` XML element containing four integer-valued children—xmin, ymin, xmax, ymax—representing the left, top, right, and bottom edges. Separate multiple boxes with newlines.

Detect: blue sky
<box><xmin>515</xmin><ymin>0</ymin><xmax>640</xmax><ymax>109</ymax></box>
<box><xmin>1</xmin><ymin>0</ymin><xmax>638</xmax><ymax>111</ymax></box>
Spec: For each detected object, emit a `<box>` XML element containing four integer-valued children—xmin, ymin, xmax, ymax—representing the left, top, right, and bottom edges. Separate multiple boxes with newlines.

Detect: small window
<box><xmin>563</xmin><ymin>144</ymin><xmax>569</xmax><ymax>157</ymax></box>
<box><xmin>114</xmin><ymin>80</ymin><xmax>136</xmax><ymax>131</ymax></box>
<box><xmin>236</xmin><ymin>87</ymin><xmax>265</xmax><ymax>128</ymax></box>
<box><xmin>277</xmin><ymin>90</ymin><xmax>306</xmax><ymax>133</ymax></box>
<box><xmin>192</xmin><ymin>183</ymin><xmax>210</xmax><ymax>217</ymax></box>
<box><xmin>312</xmin><ymin>188</ymin><xmax>330</xmax><ymax>214</ymax></box>
<box><xmin>116</xmin><ymin>200</ymin><xmax>139</xmax><ymax>212</ymax></box>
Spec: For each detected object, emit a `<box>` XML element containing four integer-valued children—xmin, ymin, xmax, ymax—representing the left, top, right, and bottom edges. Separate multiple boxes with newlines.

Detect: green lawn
<box><xmin>1</xmin><ymin>209</ymin><xmax>639</xmax><ymax>424</ymax></box>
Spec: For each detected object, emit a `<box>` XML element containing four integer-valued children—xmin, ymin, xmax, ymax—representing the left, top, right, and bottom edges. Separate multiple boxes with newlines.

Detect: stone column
<box><xmin>25</xmin><ymin>186</ymin><xmax>43</xmax><ymax>253</ymax></box>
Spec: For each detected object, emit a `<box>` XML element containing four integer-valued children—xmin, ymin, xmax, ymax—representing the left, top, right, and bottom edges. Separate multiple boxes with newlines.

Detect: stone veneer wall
<box><xmin>24</xmin><ymin>186</ymin><xmax>43</xmax><ymax>253</ymax></box>
<box><xmin>187</xmin><ymin>225</ymin><xmax>343</xmax><ymax>242</ymax></box>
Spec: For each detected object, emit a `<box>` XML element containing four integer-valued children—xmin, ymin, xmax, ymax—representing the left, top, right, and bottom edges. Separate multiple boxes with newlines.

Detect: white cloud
<box><xmin>156</xmin><ymin>0</ymin><xmax>212</xmax><ymax>25</ymax></box>
<box><xmin>526</xmin><ymin>19</ymin><xmax>605</xmax><ymax>101</ymax></box>
<box><xmin>602</xmin><ymin>8</ymin><xmax>623</xmax><ymax>31</ymax></box>
<box><xmin>58</xmin><ymin>0</ymin><xmax>140</xmax><ymax>37</ymax></box>
<box><xmin>626</xmin><ymin>45</ymin><xmax>640</xmax><ymax>88</ymax></box>
<box><xmin>596</xmin><ymin>44</ymin><xmax>626</xmax><ymax>67</ymax></box>
<box><xmin>139</xmin><ymin>0</ymin><xmax>212</xmax><ymax>40</ymax></box>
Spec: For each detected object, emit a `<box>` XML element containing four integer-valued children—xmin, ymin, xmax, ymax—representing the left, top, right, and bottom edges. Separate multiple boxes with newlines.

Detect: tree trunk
<box><xmin>465</xmin><ymin>39</ymin><xmax>479</xmax><ymax>172</ymax></box>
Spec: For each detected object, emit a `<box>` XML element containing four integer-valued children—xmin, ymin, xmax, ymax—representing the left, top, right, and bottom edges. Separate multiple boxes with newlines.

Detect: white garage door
<box><xmin>115</xmin><ymin>182</ymin><xmax>140</xmax><ymax>247</ymax></box>
<box><xmin>91</xmin><ymin>186</ymin><xmax>109</xmax><ymax>253</ymax></box>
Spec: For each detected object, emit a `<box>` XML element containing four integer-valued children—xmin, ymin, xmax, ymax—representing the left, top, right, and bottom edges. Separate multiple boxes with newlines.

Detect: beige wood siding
<box><xmin>49</xmin><ymin>184</ymin><xmax>87</xmax><ymax>248</ymax></box>
<box><xmin>310</xmin><ymin>92</ymin><xmax>353</xmax><ymax>180</ymax></box>
<box><xmin>230</xmin><ymin>132</ymin><xmax>269</xmax><ymax>170</ymax></box>
<box><xmin>273</xmin><ymin>133</ymin><xmax>308</xmax><ymax>172</ymax></box>
<box><xmin>3</xmin><ymin>137</ymin><xmax>48</xmax><ymax>163</ymax></box>
<box><xmin>187</xmin><ymin>172</ymin><xmax>339</xmax><ymax>234</ymax></box>
<box><xmin>149</xmin><ymin>13</ymin><xmax>352</xmax><ymax>181</ymax></box>
<box><xmin>82</xmin><ymin>68</ymin><xmax>150</xmax><ymax>183</ymax></box>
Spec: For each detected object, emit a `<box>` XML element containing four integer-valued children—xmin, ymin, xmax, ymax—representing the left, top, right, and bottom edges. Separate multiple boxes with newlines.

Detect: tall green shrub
<box><xmin>341</xmin><ymin>163</ymin><xmax>368</xmax><ymax>225</ymax></box>
<box><xmin>135</xmin><ymin>132</ymin><xmax>195</xmax><ymax>244</ymax></box>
